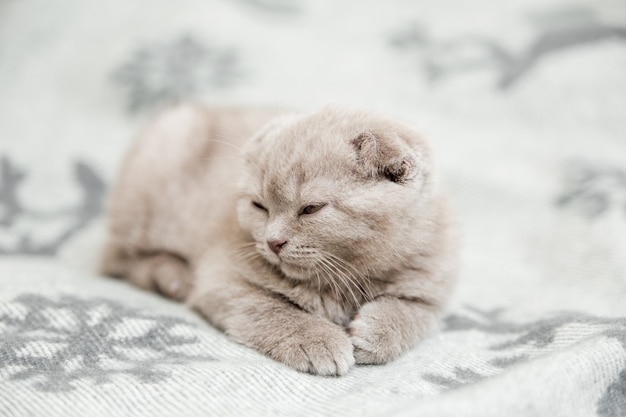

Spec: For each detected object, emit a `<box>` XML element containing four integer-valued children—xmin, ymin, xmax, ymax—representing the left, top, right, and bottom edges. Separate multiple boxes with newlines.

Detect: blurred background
<box><xmin>1</xmin><ymin>0</ymin><xmax>625</xmax><ymax>310</ymax></box>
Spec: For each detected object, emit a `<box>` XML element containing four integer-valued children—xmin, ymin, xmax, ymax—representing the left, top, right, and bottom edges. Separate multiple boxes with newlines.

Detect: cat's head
<box><xmin>236</xmin><ymin>108</ymin><xmax>439</xmax><ymax>283</ymax></box>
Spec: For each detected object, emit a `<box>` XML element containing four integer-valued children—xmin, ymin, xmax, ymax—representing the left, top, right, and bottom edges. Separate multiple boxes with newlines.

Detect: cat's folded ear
<box><xmin>351</xmin><ymin>130</ymin><xmax>423</xmax><ymax>184</ymax></box>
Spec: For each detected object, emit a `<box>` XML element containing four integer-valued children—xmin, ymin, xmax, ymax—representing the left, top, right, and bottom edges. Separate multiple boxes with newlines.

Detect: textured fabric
<box><xmin>1</xmin><ymin>0</ymin><xmax>625</xmax><ymax>416</ymax></box>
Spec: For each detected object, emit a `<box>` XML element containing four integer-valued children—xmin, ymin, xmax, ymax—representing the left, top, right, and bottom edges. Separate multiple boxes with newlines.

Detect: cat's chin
<box><xmin>277</xmin><ymin>261</ymin><xmax>313</xmax><ymax>282</ymax></box>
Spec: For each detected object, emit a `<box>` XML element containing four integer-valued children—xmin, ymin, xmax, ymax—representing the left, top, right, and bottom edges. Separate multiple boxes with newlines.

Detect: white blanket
<box><xmin>1</xmin><ymin>0</ymin><xmax>625</xmax><ymax>416</ymax></box>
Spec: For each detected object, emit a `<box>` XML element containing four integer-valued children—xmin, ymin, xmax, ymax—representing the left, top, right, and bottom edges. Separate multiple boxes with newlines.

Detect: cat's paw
<box><xmin>349</xmin><ymin>306</ymin><xmax>405</xmax><ymax>365</ymax></box>
<box><xmin>144</xmin><ymin>254</ymin><xmax>193</xmax><ymax>301</ymax></box>
<box><xmin>269</xmin><ymin>321</ymin><xmax>355</xmax><ymax>376</ymax></box>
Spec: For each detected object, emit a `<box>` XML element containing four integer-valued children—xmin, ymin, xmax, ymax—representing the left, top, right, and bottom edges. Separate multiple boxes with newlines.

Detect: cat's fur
<box><xmin>101</xmin><ymin>103</ymin><xmax>457</xmax><ymax>376</ymax></box>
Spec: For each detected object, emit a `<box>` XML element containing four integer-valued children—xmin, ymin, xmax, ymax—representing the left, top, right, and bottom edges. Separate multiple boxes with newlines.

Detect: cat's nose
<box><xmin>268</xmin><ymin>239</ymin><xmax>287</xmax><ymax>255</ymax></box>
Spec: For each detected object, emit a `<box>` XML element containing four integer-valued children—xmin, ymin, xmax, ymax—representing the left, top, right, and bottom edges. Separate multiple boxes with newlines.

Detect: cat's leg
<box><xmin>100</xmin><ymin>243</ymin><xmax>193</xmax><ymax>301</ymax></box>
<box><xmin>189</xmin><ymin>260</ymin><xmax>355</xmax><ymax>375</ymax></box>
<box><xmin>348</xmin><ymin>295</ymin><xmax>438</xmax><ymax>365</ymax></box>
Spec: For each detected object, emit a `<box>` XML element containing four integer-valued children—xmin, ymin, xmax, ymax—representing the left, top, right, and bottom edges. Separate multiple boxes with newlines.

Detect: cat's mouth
<box><xmin>259</xmin><ymin>246</ymin><xmax>315</xmax><ymax>280</ymax></box>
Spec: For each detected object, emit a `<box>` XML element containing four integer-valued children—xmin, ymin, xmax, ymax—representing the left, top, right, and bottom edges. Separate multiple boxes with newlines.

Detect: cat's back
<box><xmin>107</xmin><ymin>104</ymin><xmax>282</xmax><ymax>262</ymax></box>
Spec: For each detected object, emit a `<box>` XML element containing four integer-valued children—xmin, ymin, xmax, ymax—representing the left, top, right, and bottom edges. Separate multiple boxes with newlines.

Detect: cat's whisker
<box><xmin>199</xmin><ymin>138</ymin><xmax>247</xmax><ymax>155</ymax></box>
<box><xmin>332</xmin><ymin>264</ymin><xmax>364</xmax><ymax>307</ymax></box>
<box><xmin>185</xmin><ymin>117</ymin><xmax>249</xmax><ymax>153</ymax></box>
<box><xmin>317</xmin><ymin>257</ymin><xmax>360</xmax><ymax>307</ymax></box>
<box><xmin>322</xmin><ymin>260</ymin><xmax>358</xmax><ymax>301</ymax></box>
<box><xmin>227</xmin><ymin>244</ymin><xmax>263</xmax><ymax>263</ymax></box>
<box><xmin>313</xmin><ymin>269</ymin><xmax>322</xmax><ymax>296</ymax></box>
<box><xmin>314</xmin><ymin>256</ymin><xmax>348</xmax><ymax>299</ymax></box>
<box><xmin>324</xmin><ymin>254</ymin><xmax>361</xmax><ymax>287</ymax></box>
<box><xmin>186</xmin><ymin>122</ymin><xmax>264</xmax><ymax>172</ymax></box>
<box><xmin>314</xmin><ymin>259</ymin><xmax>341</xmax><ymax>302</ymax></box>
<box><xmin>330</xmin><ymin>254</ymin><xmax>374</xmax><ymax>300</ymax></box>
<box><xmin>225</xmin><ymin>242</ymin><xmax>258</xmax><ymax>255</ymax></box>
<box><xmin>320</xmin><ymin>251</ymin><xmax>373</xmax><ymax>303</ymax></box>
<box><xmin>235</xmin><ymin>250</ymin><xmax>262</xmax><ymax>262</ymax></box>
<box><xmin>212</xmin><ymin>121</ymin><xmax>270</xmax><ymax>170</ymax></box>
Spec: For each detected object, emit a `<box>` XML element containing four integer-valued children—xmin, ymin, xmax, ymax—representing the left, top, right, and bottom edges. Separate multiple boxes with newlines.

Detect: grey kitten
<box><xmin>101</xmin><ymin>104</ymin><xmax>458</xmax><ymax>375</ymax></box>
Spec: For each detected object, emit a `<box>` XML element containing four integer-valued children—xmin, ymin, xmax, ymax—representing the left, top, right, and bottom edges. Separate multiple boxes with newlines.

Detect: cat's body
<box><xmin>101</xmin><ymin>104</ymin><xmax>457</xmax><ymax>375</ymax></box>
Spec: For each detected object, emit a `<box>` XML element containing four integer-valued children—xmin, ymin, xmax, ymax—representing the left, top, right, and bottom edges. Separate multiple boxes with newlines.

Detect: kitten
<box><xmin>101</xmin><ymin>103</ymin><xmax>457</xmax><ymax>375</ymax></box>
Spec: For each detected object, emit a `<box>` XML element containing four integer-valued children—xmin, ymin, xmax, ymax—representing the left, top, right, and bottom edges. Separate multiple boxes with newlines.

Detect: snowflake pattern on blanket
<box><xmin>390</xmin><ymin>5</ymin><xmax>626</xmax><ymax>89</ymax></box>
<box><xmin>0</xmin><ymin>294</ymin><xmax>212</xmax><ymax>392</ymax></box>
<box><xmin>413</xmin><ymin>306</ymin><xmax>626</xmax><ymax>417</ymax></box>
<box><xmin>556</xmin><ymin>161</ymin><xmax>626</xmax><ymax>219</ymax></box>
<box><xmin>0</xmin><ymin>157</ymin><xmax>105</xmax><ymax>255</ymax></box>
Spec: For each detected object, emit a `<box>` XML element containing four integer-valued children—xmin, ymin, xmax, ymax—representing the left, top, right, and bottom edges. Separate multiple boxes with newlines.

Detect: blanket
<box><xmin>1</xmin><ymin>0</ymin><xmax>625</xmax><ymax>416</ymax></box>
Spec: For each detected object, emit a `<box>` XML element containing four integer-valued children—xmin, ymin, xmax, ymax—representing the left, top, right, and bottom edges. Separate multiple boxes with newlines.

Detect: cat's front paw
<box><xmin>349</xmin><ymin>304</ymin><xmax>407</xmax><ymax>365</ymax></box>
<box><xmin>269</xmin><ymin>320</ymin><xmax>355</xmax><ymax>376</ymax></box>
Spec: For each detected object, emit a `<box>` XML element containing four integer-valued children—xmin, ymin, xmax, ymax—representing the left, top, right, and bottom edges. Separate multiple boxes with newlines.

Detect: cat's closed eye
<box><xmin>252</xmin><ymin>201</ymin><xmax>268</xmax><ymax>212</ymax></box>
<box><xmin>299</xmin><ymin>204</ymin><xmax>326</xmax><ymax>216</ymax></box>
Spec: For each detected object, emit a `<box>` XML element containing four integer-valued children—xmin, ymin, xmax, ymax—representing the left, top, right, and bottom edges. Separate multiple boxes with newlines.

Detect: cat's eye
<box><xmin>299</xmin><ymin>204</ymin><xmax>325</xmax><ymax>216</ymax></box>
<box><xmin>252</xmin><ymin>201</ymin><xmax>268</xmax><ymax>212</ymax></box>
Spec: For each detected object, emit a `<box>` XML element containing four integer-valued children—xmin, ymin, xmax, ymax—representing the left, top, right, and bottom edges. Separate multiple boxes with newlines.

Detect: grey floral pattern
<box><xmin>442</xmin><ymin>307</ymin><xmax>626</xmax><ymax>349</ymax></box>
<box><xmin>0</xmin><ymin>156</ymin><xmax>105</xmax><ymax>255</ymax></box>
<box><xmin>391</xmin><ymin>6</ymin><xmax>626</xmax><ymax>89</ymax></box>
<box><xmin>422</xmin><ymin>366</ymin><xmax>487</xmax><ymax>389</ymax></box>
<box><xmin>598</xmin><ymin>369</ymin><xmax>626</xmax><ymax>417</ymax></box>
<box><xmin>112</xmin><ymin>35</ymin><xmax>241</xmax><ymax>112</ymax></box>
<box><xmin>556</xmin><ymin>161</ymin><xmax>626</xmax><ymax>219</ymax></box>
<box><xmin>429</xmin><ymin>306</ymin><xmax>626</xmax><ymax>416</ymax></box>
<box><xmin>0</xmin><ymin>294</ymin><xmax>212</xmax><ymax>392</ymax></box>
